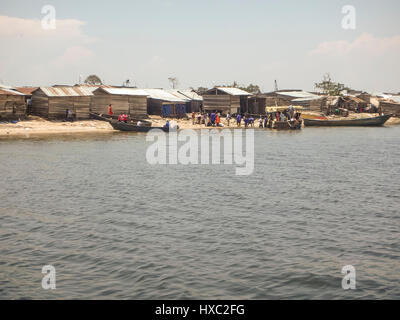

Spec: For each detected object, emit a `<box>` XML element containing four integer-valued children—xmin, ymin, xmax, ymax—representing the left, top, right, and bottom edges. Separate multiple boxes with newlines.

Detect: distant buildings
<box><xmin>1</xmin><ymin>82</ymin><xmax>399</xmax><ymax>120</ymax></box>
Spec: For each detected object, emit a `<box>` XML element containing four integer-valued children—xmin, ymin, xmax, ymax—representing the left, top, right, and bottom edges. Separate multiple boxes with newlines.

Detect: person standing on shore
<box><xmin>65</xmin><ymin>108</ymin><xmax>73</xmax><ymax>122</ymax></box>
<box><xmin>210</xmin><ymin>112</ymin><xmax>216</xmax><ymax>126</ymax></box>
<box><xmin>204</xmin><ymin>113</ymin><xmax>208</xmax><ymax>127</ymax></box>
<box><xmin>237</xmin><ymin>114</ymin><xmax>242</xmax><ymax>127</ymax></box>
<box><xmin>192</xmin><ymin>112</ymin><xmax>195</xmax><ymax>125</ymax></box>
<box><xmin>108</xmin><ymin>104</ymin><xmax>113</xmax><ymax>116</ymax></box>
<box><xmin>259</xmin><ymin>116</ymin><xmax>263</xmax><ymax>128</ymax></box>
<box><xmin>288</xmin><ymin>105</ymin><xmax>294</xmax><ymax>120</ymax></box>
<box><xmin>226</xmin><ymin>112</ymin><xmax>231</xmax><ymax>126</ymax></box>
<box><xmin>216</xmin><ymin>113</ymin><xmax>220</xmax><ymax>126</ymax></box>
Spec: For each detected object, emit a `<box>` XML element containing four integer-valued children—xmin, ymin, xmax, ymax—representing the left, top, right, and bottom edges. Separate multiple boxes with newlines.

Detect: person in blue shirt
<box><xmin>165</xmin><ymin>120</ymin><xmax>170</xmax><ymax>128</ymax></box>
<box><xmin>210</xmin><ymin>112</ymin><xmax>216</xmax><ymax>126</ymax></box>
<box><xmin>244</xmin><ymin>116</ymin><xmax>249</xmax><ymax>128</ymax></box>
<box><xmin>236</xmin><ymin>114</ymin><xmax>242</xmax><ymax>127</ymax></box>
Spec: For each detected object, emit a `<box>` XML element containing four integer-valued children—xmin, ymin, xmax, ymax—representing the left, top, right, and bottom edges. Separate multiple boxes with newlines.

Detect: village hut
<box><xmin>144</xmin><ymin>89</ymin><xmax>187</xmax><ymax>117</ymax></box>
<box><xmin>247</xmin><ymin>95</ymin><xmax>267</xmax><ymax>115</ymax></box>
<box><xmin>202</xmin><ymin>87</ymin><xmax>251</xmax><ymax>115</ymax></box>
<box><xmin>16</xmin><ymin>87</ymin><xmax>38</xmax><ymax>114</ymax></box>
<box><xmin>263</xmin><ymin>90</ymin><xmax>324</xmax><ymax>111</ymax></box>
<box><xmin>91</xmin><ymin>87</ymin><xmax>148</xmax><ymax>118</ymax></box>
<box><xmin>379</xmin><ymin>100</ymin><xmax>400</xmax><ymax>116</ymax></box>
<box><xmin>31</xmin><ymin>86</ymin><xmax>93</xmax><ymax>119</ymax></box>
<box><xmin>178</xmin><ymin>89</ymin><xmax>203</xmax><ymax>112</ymax></box>
<box><xmin>0</xmin><ymin>86</ymin><xmax>27</xmax><ymax>120</ymax></box>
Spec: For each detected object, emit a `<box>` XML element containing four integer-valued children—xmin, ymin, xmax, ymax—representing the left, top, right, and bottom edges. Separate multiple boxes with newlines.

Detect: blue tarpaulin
<box><xmin>176</xmin><ymin>104</ymin><xmax>186</xmax><ymax>115</ymax></box>
<box><xmin>162</xmin><ymin>105</ymin><xmax>172</xmax><ymax>117</ymax></box>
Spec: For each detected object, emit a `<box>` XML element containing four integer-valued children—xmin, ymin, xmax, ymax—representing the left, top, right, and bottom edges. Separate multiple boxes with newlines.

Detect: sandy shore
<box><xmin>0</xmin><ymin>116</ymin><xmax>114</xmax><ymax>137</ymax></box>
<box><xmin>1</xmin><ymin>114</ymin><xmax>399</xmax><ymax>138</ymax></box>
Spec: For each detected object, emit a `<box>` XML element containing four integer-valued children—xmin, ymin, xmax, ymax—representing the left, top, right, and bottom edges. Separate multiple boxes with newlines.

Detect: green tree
<box><xmin>239</xmin><ymin>83</ymin><xmax>261</xmax><ymax>94</ymax></box>
<box><xmin>315</xmin><ymin>73</ymin><xmax>349</xmax><ymax>96</ymax></box>
<box><xmin>84</xmin><ymin>75</ymin><xmax>103</xmax><ymax>85</ymax></box>
<box><xmin>196</xmin><ymin>87</ymin><xmax>209</xmax><ymax>95</ymax></box>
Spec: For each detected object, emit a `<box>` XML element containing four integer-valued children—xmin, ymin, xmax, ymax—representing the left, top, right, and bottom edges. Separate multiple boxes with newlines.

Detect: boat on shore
<box><xmin>265</xmin><ymin>106</ymin><xmax>303</xmax><ymax>130</ymax></box>
<box><xmin>90</xmin><ymin>112</ymin><xmax>166</xmax><ymax>132</ymax></box>
<box><xmin>89</xmin><ymin>112</ymin><xmax>113</xmax><ymax>122</ymax></box>
<box><xmin>304</xmin><ymin>114</ymin><xmax>392</xmax><ymax>127</ymax></box>
<box><xmin>109</xmin><ymin>120</ymin><xmax>171</xmax><ymax>132</ymax></box>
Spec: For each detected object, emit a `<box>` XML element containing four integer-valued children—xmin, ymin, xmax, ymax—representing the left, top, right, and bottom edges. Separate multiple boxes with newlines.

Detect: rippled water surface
<box><xmin>0</xmin><ymin>127</ymin><xmax>399</xmax><ymax>299</ymax></box>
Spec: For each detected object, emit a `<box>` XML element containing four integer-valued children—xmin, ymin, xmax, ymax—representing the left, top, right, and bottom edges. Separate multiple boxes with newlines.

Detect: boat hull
<box><xmin>110</xmin><ymin>121</ymin><xmax>170</xmax><ymax>132</ymax></box>
<box><xmin>304</xmin><ymin>114</ymin><xmax>392</xmax><ymax>127</ymax></box>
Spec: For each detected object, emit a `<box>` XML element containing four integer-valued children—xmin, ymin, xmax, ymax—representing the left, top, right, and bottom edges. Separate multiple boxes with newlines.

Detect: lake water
<box><xmin>0</xmin><ymin>126</ymin><xmax>399</xmax><ymax>299</ymax></box>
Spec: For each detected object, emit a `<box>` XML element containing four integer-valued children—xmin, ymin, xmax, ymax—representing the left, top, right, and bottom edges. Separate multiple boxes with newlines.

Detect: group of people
<box><xmin>190</xmin><ymin>107</ymin><xmax>301</xmax><ymax>129</ymax></box>
<box><xmin>118</xmin><ymin>113</ymin><xmax>128</xmax><ymax>123</ymax></box>
<box><xmin>109</xmin><ymin>104</ymin><xmax>134</xmax><ymax>124</ymax></box>
<box><xmin>191</xmin><ymin>111</ymin><xmax>225</xmax><ymax>127</ymax></box>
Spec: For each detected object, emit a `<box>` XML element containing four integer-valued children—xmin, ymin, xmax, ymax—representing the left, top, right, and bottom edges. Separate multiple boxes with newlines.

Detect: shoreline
<box><xmin>1</xmin><ymin>114</ymin><xmax>400</xmax><ymax>138</ymax></box>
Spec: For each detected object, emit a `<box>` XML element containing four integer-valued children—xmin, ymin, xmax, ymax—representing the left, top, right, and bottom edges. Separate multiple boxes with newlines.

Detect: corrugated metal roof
<box><xmin>143</xmin><ymin>89</ymin><xmax>186</xmax><ymax>102</ymax></box>
<box><xmin>390</xmin><ymin>96</ymin><xmax>400</xmax><ymax>103</ymax></box>
<box><xmin>177</xmin><ymin>89</ymin><xmax>203</xmax><ymax>101</ymax></box>
<box><xmin>292</xmin><ymin>96</ymin><xmax>324</xmax><ymax>102</ymax></box>
<box><xmin>40</xmin><ymin>87</ymin><xmax>94</xmax><ymax>97</ymax></box>
<box><xmin>97</xmin><ymin>87</ymin><xmax>149</xmax><ymax>96</ymax></box>
<box><xmin>0</xmin><ymin>88</ymin><xmax>26</xmax><ymax>96</ymax></box>
<box><xmin>16</xmin><ymin>87</ymin><xmax>38</xmax><ymax>95</ymax></box>
<box><xmin>277</xmin><ymin>91</ymin><xmax>320</xmax><ymax>99</ymax></box>
<box><xmin>0</xmin><ymin>84</ymin><xmax>15</xmax><ymax>90</ymax></box>
<box><xmin>216</xmin><ymin>87</ymin><xmax>252</xmax><ymax>96</ymax></box>
<box><xmin>75</xmin><ymin>84</ymin><xmax>114</xmax><ymax>93</ymax></box>
<box><xmin>166</xmin><ymin>90</ymin><xmax>192</xmax><ymax>101</ymax></box>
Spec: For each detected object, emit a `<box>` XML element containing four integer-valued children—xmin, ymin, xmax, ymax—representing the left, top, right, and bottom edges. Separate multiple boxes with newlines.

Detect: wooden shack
<box><xmin>16</xmin><ymin>87</ymin><xmax>38</xmax><ymax>114</ymax></box>
<box><xmin>144</xmin><ymin>89</ymin><xmax>187</xmax><ymax>117</ymax></box>
<box><xmin>379</xmin><ymin>100</ymin><xmax>400</xmax><ymax>116</ymax></box>
<box><xmin>260</xmin><ymin>90</ymin><xmax>327</xmax><ymax>112</ymax></box>
<box><xmin>0</xmin><ymin>87</ymin><xmax>26</xmax><ymax>120</ymax></box>
<box><xmin>202</xmin><ymin>87</ymin><xmax>251</xmax><ymax>115</ymax></box>
<box><xmin>31</xmin><ymin>87</ymin><xmax>93</xmax><ymax>119</ymax></box>
<box><xmin>91</xmin><ymin>87</ymin><xmax>148</xmax><ymax>118</ymax></box>
<box><xmin>248</xmin><ymin>95</ymin><xmax>267</xmax><ymax>115</ymax></box>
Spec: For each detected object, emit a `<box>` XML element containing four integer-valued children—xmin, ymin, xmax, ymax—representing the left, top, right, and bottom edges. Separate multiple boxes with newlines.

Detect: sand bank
<box><xmin>1</xmin><ymin>114</ymin><xmax>399</xmax><ymax>138</ymax></box>
<box><xmin>0</xmin><ymin>116</ymin><xmax>114</xmax><ymax>138</ymax></box>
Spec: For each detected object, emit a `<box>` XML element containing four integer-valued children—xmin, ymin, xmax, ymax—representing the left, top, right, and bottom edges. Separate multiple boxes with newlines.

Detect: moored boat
<box><xmin>265</xmin><ymin>106</ymin><xmax>303</xmax><ymax>130</ymax></box>
<box><xmin>89</xmin><ymin>112</ymin><xmax>112</xmax><ymax>122</ymax></box>
<box><xmin>109</xmin><ymin>120</ymin><xmax>171</xmax><ymax>132</ymax></box>
<box><xmin>304</xmin><ymin>114</ymin><xmax>392</xmax><ymax>127</ymax></box>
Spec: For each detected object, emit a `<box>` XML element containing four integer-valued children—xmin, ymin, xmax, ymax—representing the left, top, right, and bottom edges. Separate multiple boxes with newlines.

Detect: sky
<box><xmin>0</xmin><ymin>0</ymin><xmax>399</xmax><ymax>92</ymax></box>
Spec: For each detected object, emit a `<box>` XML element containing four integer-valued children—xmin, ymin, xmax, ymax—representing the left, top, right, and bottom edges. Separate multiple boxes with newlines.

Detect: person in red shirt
<box><xmin>118</xmin><ymin>114</ymin><xmax>123</xmax><ymax>122</ymax></box>
<box><xmin>216</xmin><ymin>113</ymin><xmax>220</xmax><ymax>126</ymax></box>
<box><xmin>108</xmin><ymin>104</ymin><xmax>113</xmax><ymax>116</ymax></box>
<box><xmin>123</xmin><ymin>114</ymin><xmax>128</xmax><ymax>123</ymax></box>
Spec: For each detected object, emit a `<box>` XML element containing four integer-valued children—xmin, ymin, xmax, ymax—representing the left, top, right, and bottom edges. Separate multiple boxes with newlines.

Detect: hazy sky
<box><xmin>1</xmin><ymin>0</ymin><xmax>399</xmax><ymax>92</ymax></box>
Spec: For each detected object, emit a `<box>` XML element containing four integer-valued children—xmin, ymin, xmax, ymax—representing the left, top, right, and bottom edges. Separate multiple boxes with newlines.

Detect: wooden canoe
<box><xmin>304</xmin><ymin>114</ymin><xmax>392</xmax><ymax>127</ymax></box>
<box><xmin>109</xmin><ymin>120</ymin><xmax>171</xmax><ymax>132</ymax></box>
